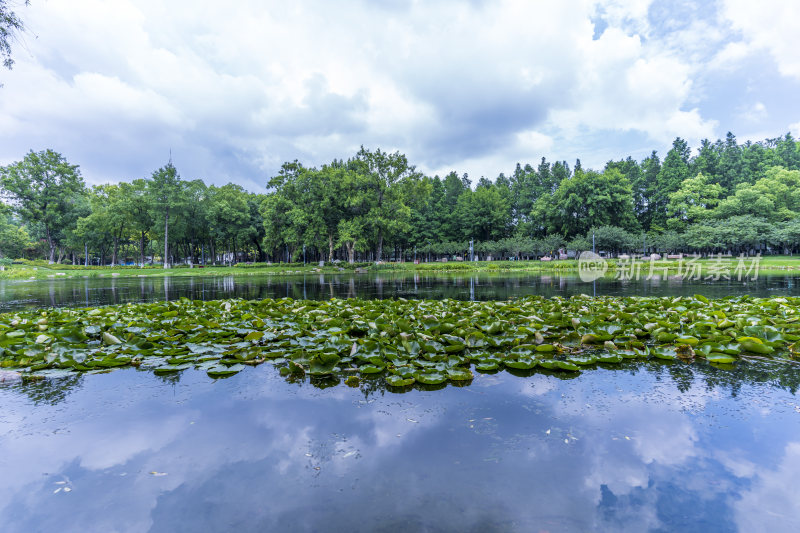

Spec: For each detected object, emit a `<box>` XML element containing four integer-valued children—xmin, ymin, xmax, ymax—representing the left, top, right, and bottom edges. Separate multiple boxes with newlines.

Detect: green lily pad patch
<box><xmin>1</xmin><ymin>294</ymin><xmax>798</xmax><ymax>388</ymax></box>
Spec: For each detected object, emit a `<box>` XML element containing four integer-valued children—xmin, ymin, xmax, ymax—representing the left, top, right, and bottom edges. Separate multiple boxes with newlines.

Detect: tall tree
<box><xmin>534</xmin><ymin>168</ymin><xmax>637</xmax><ymax>237</ymax></box>
<box><xmin>718</xmin><ymin>132</ymin><xmax>743</xmax><ymax>192</ymax></box>
<box><xmin>120</xmin><ymin>179</ymin><xmax>153</xmax><ymax>266</ymax></box>
<box><xmin>352</xmin><ymin>147</ymin><xmax>419</xmax><ymax>261</ymax></box>
<box><xmin>665</xmin><ymin>173</ymin><xmax>723</xmax><ymax>231</ymax></box>
<box><xmin>0</xmin><ymin>149</ymin><xmax>87</xmax><ymax>262</ymax></box>
<box><xmin>147</xmin><ymin>162</ymin><xmax>182</xmax><ymax>268</ymax></box>
<box><xmin>651</xmin><ymin>138</ymin><xmax>691</xmax><ymax>230</ymax></box>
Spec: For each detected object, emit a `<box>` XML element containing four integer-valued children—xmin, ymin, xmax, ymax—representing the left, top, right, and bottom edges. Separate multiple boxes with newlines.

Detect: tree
<box><xmin>337</xmin><ymin>218</ymin><xmax>367</xmax><ymax>264</ymax></box>
<box><xmin>456</xmin><ymin>184</ymin><xmax>511</xmax><ymax>241</ymax></box>
<box><xmin>638</xmin><ymin>151</ymin><xmax>661</xmax><ymax>230</ymax></box>
<box><xmin>666</xmin><ymin>173</ymin><xmax>723</xmax><ymax>231</ymax></box>
<box><xmin>590</xmin><ymin>226</ymin><xmax>637</xmax><ymax>255</ymax></box>
<box><xmin>147</xmin><ymin>162</ymin><xmax>182</xmax><ymax>268</ymax></box>
<box><xmin>714</xmin><ymin>166</ymin><xmax>800</xmax><ymax>222</ymax></box>
<box><xmin>351</xmin><ymin>147</ymin><xmax>419</xmax><ymax>261</ymax></box>
<box><xmin>1</xmin><ymin>0</ymin><xmax>28</xmax><ymax>71</ymax></box>
<box><xmin>0</xmin><ymin>149</ymin><xmax>87</xmax><ymax>263</ymax></box>
<box><xmin>441</xmin><ymin>171</ymin><xmax>470</xmax><ymax>240</ymax></box>
<box><xmin>567</xmin><ymin>235</ymin><xmax>591</xmax><ymax>254</ymax></box>
<box><xmin>718</xmin><ymin>132</ymin><xmax>744</xmax><ymax>192</ymax></box>
<box><xmin>207</xmin><ymin>183</ymin><xmax>250</xmax><ymax>263</ymax></box>
<box><xmin>120</xmin><ymin>179</ymin><xmax>153</xmax><ymax>266</ymax></box>
<box><xmin>0</xmin><ymin>203</ymin><xmax>32</xmax><ymax>258</ymax></box>
<box><xmin>534</xmin><ymin>168</ymin><xmax>638</xmax><ymax>237</ymax></box>
<box><xmin>651</xmin><ymin>138</ymin><xmax>691</xmax><ymax>230</ymax></box>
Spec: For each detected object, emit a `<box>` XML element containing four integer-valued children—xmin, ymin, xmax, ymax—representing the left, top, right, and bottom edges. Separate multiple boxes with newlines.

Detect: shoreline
<box><xmin>2</xmin><ymin>256</ymin><xmax>799</xmax><ymax>281</ymax></box>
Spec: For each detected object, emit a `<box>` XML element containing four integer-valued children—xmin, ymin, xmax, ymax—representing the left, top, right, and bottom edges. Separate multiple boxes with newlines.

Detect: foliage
<box><xmin>0</xmin><ymin>149</ymin><xmax>87</xmax><ymax>263</ymax></box>
<box><xmin>2</xmin><ymin>295</ymin><xmax>800</xmax><ymax>387</ymax></box>
<box><xmin>2</xmin><ymin>131</ymin><xmax>800</xmax><ymax>265</ymax></box>
<box><xmin>0</xmin><ymin>0</ymin><xmax>28</xmax><ymax>70</ymax></box>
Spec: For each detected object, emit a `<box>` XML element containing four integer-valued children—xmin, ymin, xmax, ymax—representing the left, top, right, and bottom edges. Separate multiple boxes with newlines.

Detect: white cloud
<box><xmin>0</xmin><ymin>0</ymin><xmax>792</xmax><ymax>185</ymax></box>
<box><xmin>721</xmin><ymin>0</ymin><xmax>800</xmax><ymax>80</ymax></box>
<box><xmin>735</xmin><ymin>442</ymin><xmax>800</xmax><ymax>532</ymax></box>
<box><xmin>739</xmin><ymin>101</ymin><xmax>767</xmax><ymax>123</ymax></box>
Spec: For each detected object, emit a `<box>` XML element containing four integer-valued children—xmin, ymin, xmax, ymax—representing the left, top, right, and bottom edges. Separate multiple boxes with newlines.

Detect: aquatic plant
<box><xmin>0</xmin><ymin>295</ymin><xmax>798</xmax><ymax>386</ymax></box>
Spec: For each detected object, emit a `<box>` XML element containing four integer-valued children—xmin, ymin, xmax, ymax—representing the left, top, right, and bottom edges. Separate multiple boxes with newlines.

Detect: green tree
<box><xmin>666</xmin><ymin>173</ymin><xmax>723</xmax><ymax>231</ymax></box>
<box><xmin>590</xmin><ymin>226</ymin><xmax>636</xmax><ymax>255</ymax></box>
<box><xmin>718</xmin><ymin>132</ymin><xmax>744</xmax><ymax>192</ymax></box>
<box><xmin>0</xmin><ymin>204</ymin><xmax>32</xmax><ymax>258</ymax></box>
<box><xmin>0</xmin><ymin>149</ymin><xmax>87</xmax><ymax>263</ymax></box>
<box><xmin>534</xmin><ymin>168</ymin><xmax>637</xmax><ymax>237</ymax></box>
<box><xmin>351</xmin><ymin>147</ymin><xmax>419</xmax><ymax>261</ymax></box>
<box><xmin>147</xmin><ymin>162</ymin><xmax>183</xmax><ymax>268</ymax></box>
<box><xmin>456</xmin><ymin>184</ymin><xmax>511</xmax><ymax>241</ymax></box>
<box><xmin>1</xmin><ymin>0</ymin><xmax>28</xmax><ymax>71</ymax></box>
<box><xmin>714</xmin><ymin>166</ymin><xmax>800</xmax><ymax>222</ymax></box>
<box><xmin>120</xmin><ymin>179</ymin><xmax>153</xmax><ymax>265</ymax></box>
<box><xmin>651</xmin><ymin>138</ymin><xmax>691</xmax><ymax>230</ymax></box>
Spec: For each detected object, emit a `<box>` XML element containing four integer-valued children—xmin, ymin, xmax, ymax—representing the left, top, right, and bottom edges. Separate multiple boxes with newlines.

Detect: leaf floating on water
<box><xmin>102</xmin><ymin>332</ymin><xmax>123</xmax><ymax>345</ymax></box>
<box><xmin>1</xmin><ymin>295</ymin><xmax>799</xmax><ymax>389</ymax></box>
<box><xmin>385</xmin><ymin>374</ymin><xmax>414</xmax><ymax>387</ymax></box>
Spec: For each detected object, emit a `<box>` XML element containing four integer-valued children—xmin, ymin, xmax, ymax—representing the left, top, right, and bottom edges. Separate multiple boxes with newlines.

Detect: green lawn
<box><xmin>2</xmin><ymin>254</ymin><xmax>798</xmax><ymax>280</ymax></box>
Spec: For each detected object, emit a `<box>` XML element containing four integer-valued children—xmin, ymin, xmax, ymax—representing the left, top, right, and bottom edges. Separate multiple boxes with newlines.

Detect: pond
<box><xmin>1</xmin><ymin>362</ymin><xmax>799</xmax><ymax>532</ymax></box>
<box><xmin>1</xmin><ymin>274</ymin><xmax>799</xmax><ymax>532</ymax></box>
<box><xmin>1</xmin><ymin>271</ymin><xmax>799</xmax><ymax>312</ymax></box>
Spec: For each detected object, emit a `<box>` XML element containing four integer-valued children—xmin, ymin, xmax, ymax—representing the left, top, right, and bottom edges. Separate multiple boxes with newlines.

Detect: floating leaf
<box><xmin>414</xmin><ymin>371</ymin><xmax>447</xmax><ymax>385</ymax></box>
<box><xmin>244</xmin><ymin>331</ymin><xmax>264</xmax><ymax>341</ymax></box>
<box><xmin>706</xmin><ymin>353</ymin><xmax>737</xmax><ymax>364</ymax></box>
<box><xmin>206</xmin><ymin>364</ymin><xmax>244</xmax><ymax>378</ymax></box>
<box><xmin>386</xmin><ymin>374</ymin><xmax>414</xmax><ymax>387</ymax></box>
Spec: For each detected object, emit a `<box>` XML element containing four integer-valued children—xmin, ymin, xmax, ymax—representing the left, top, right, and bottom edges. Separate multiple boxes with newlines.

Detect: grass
<box><xmin>1</xmin><ymin>254</ymin><xmax>799</xmax><ymax>281</ymax></box>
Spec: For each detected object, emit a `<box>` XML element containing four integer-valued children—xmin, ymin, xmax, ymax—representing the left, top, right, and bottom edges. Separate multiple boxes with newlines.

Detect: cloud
<box><xmin>0</xmin><ymin>0</ymin><xmax>795</xmax><ymax>186</ymax></box>
<box><xmin>734</xmin><ymin>442</ymin><xmax>800</xmax><ymax>532</ymax></box>
<box><xmin>721</xmin><ymin>0</ymin><xmax>800</xmax><ymax>80</ymax></box>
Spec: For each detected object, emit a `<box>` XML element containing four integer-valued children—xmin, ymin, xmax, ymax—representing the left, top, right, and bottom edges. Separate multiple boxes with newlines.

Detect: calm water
<box><xmin>1</xmin><ymin>362</ymin><xmax>799</xmax><ymax>532</ymax></box>
<box><xmin>1</xmin><ymin>271</ymin><xmax>799</xmax><ymax>312</ymax></box>
<box><xmin>1</xmin><ymin>273</ymin><xmax>800</xmax><ymax>532</ymax></box>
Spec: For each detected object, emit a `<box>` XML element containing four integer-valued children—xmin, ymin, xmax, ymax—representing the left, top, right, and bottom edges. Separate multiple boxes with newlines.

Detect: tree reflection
<box><xmin>10</xmin><ymin>374</ymin><xmax>84</xmax><ymax>405</ymax></box>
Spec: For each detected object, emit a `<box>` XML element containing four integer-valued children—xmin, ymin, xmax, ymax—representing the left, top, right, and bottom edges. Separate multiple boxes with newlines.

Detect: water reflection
<box><xmin>1</xmin><ymin>362</ymin><xmax>799</xmax><ymax>532</ymax></box>
<box><xmin>1</xmin><ymin>272</ymin><xmax>800</xmax><ymax>312</ymax></box>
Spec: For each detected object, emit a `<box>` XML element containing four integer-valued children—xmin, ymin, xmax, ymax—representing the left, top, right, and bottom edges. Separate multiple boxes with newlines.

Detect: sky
<box><xmin>1</xmin><ymin>0</ymin><xmax>800</xmax><ymax>191</ymax></box>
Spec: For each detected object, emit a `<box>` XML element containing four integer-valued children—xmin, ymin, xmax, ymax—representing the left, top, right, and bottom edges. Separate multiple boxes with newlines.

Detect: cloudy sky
<box><xmin>1</xmin><ymin>0</ymin><xmax>799</xmax><ymax>191</ymax></box>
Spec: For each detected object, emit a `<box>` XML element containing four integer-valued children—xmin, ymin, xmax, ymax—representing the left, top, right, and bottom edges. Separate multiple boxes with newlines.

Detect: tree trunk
<box><xmin>163</xmin><ymin>207</ymin><xmax>170</xmax><ymax>269</ymax></box>
<box><xmin>45</xmin><ymin>226</ymin><xmax>56</xmax><ymax>263</ymax></box>
<box><xmin>328</xmin><ymin>234</ymin><xmax>334</xmax><ymax>263</ymax></box>
<box><xmin>252</xmin><ymin>237</ymin><xmax>264</xmax><ymax>262</ymax></box>
<box><xmin>84</xmin><ymin>242</ymin><xmax>88</xmax><ymax>267</ymax></box>
<box><xmin>140</xmin><ymin>232</ymin><xmax>146</xmax><ymax>267</ymax></box>
<box><xmin>376</xmin><ymin>231</ymin><xmax>383</xmax><ymax>262</ymax></box>
<box><xmin>111</xmin><ymin>237</ymin><xmax>119</xmax><ymax>267</ymax></box>
<box><xmin>346</xmin><ymin>242</ymin><xmax>355</xmax><ymax>264</ymax></box>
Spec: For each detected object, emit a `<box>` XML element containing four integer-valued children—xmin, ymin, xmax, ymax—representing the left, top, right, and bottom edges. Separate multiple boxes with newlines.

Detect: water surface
<box><xmin>2</xmin><ymin>273</ymin><xmax>800</xmax><ymax>532</ymax></box>
<box><xmin>1</xmin><ymin>272</ymin><xmax>799</xmax><ymax>312</ymax></box>
<box><xmin>1</xmin><ymin>362</ymin><xmax>799</xmax><ymax>532</ymax></box>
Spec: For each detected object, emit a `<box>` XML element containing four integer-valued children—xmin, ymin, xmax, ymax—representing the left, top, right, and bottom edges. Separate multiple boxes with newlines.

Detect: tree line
<box><xmin>1</xmin><ymin>132</ymin><xmax>800</xmax><ymax>266</ymax></box>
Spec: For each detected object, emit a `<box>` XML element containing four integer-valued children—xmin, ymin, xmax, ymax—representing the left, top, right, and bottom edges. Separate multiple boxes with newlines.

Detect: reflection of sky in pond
<box><xmin>1</xmin><ymin>272</ymin><xmax>800</xmax><ymax>312</ymax></box>
<box><xmin>1</xmin><ymin>363</ymin><xmax>799</xmax><ymax>532</ymax></box>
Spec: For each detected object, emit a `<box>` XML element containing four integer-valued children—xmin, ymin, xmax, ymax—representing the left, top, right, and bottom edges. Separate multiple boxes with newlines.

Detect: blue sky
<box><xmin>1</xmin><ymin>0</ymin><xmax>799</xmax><ymax>191</ymax></box>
